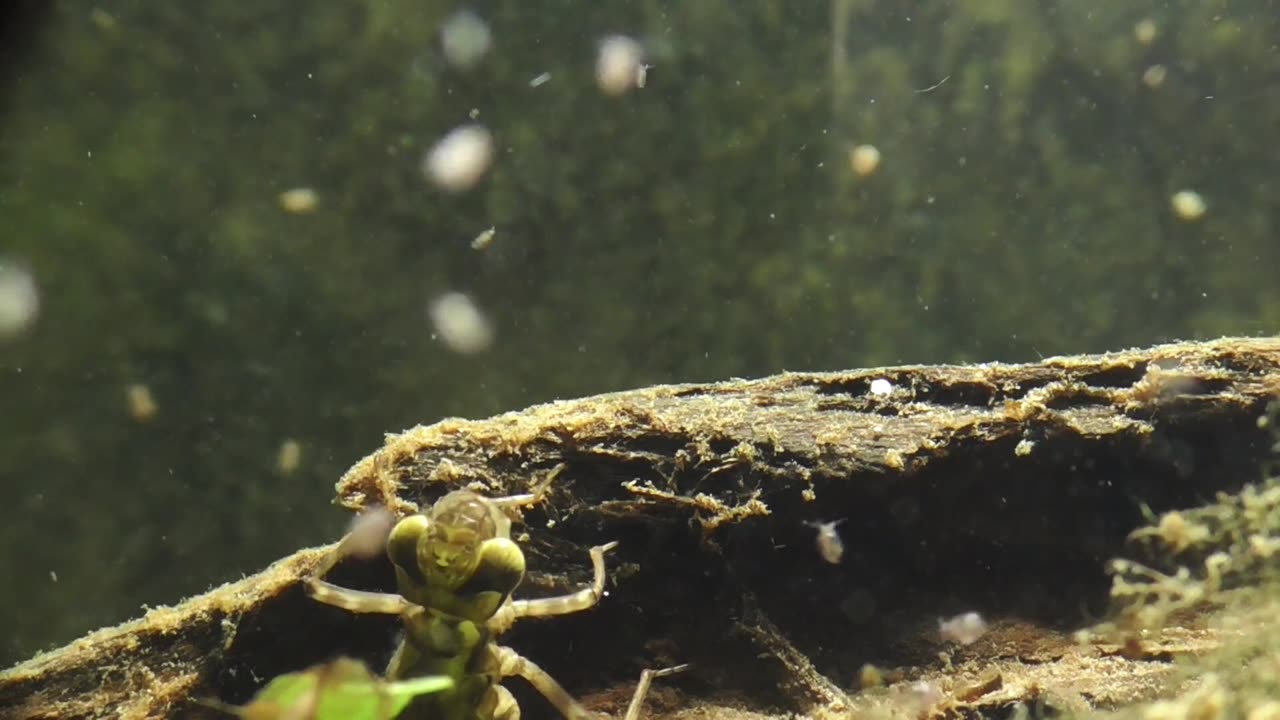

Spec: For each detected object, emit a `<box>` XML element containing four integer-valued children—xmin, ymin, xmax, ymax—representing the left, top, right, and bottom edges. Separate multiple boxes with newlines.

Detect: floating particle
<box><xmin>429</xmin><ymin>291</ymin><xmax>494</xmax><ymax>354</ymax></box>
<box><xmin>1171</xmin><ymin>190</ymin><xmax>1207</xmax><ymax>221</ymax></box>
<box><xmin>938</xmin><ymin>611</ymin><xmax>989</xmax><ymax>645</ymax></box>
<box><xmin>126</xmin><ymin>383</ymin><xmax>158</xmax><ymax>422</ymax></box>
<box><xmin>636</xmin><ymin>63</ymin><xmax>653</xmax><ymax>89</ymax></box>
<box><xmin>850</xmin><ymin>144</ymin><xmax>881</xmax><ymax>177</ymax></box>
<box><xmin>277</xmin><ymin>438</ymin><xmax>302</xmax><ymax>475</ymax></box>
<box><xmin>529</xmin><ymin>72</ymin><xmax>552</xmax><ymax>88</ymax></box>
<box><xmin>1142</xmin><ymin>64</ymin><xmax>1167</xmax><ymax>89</ymax></box>
<box><xmin>90</xmin><ymin>8</ymin><xmax>117</xmax><ymax>30</ymax></box>
<box><xmin>423</xmin><ymin>125</ymin><xmax>494</xmax><ymax>192</ymax></box>
<box><xmin>1134</xmin><ymin>18</ymin><xmax>1158</xmax><ymax>46</ymax></box>
<box><xmin>1014</xmin><ymin>438</ymin><xmax>1036</xmax><ymax>456</ymax></box>
<box><xmin>0</xmin><ymin>261</ymin><xmax>39</xmax><ymax>338</ymax></box>
<box><xmin>595</xmin><ymin>35</ymin><xmax>645</xmax><ymax>96</ymax></box>
<box><xmin>278</xmin><ymin>187</ymin><xmax>319</xmax><ymax>214</ymax></box>
<box><xmin>440</xmin><ymin>10</ymin><xmax>492</xmax><ymax>70</ymax></box>
<box><xmin>50</xmin><ymin>570</ymin><xmax>58</xmax><ymax>583</ymax></box>
<box><xmin>471</xmin><ymin>226</ymin><xmax>496</xmax><ymax>250</ymax></box>
<box><xmin>804</xmin><ymin>519</ymin><xmax>846</xmax><ymax>564</ymax></box>
<box><xmin>868</xmin><ymin>378</ymin><xmax>894</xmax><ymax>396</ymax></box>
<box><xmin>344</xmin><ymin>506</ymin><xmax>397</xmax><ymax>559</ymax></box>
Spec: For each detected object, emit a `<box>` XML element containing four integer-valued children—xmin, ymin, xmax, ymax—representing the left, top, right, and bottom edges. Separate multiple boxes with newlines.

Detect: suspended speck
<box><xmin>868</xmin><ymin>378</ymin><xmax>894</xmax><ymax>396</ymax></box>
<box><xmin>344</xmin><ymin>506</ymin><xmax>397</xmax><ymax>559</ymax></box>
<box><xmin>938</xmin><ymin>611</ymin><xmax>989</xmax><ymax>645</ymax></box>
<box><xmin>276</xmin><ymin>438</ymin><xmax>302</xmax><ymax>475</ymax></box>
<box><xmin>850</xmin><ymin>144</ymin><xmax>881</xmax><ymax>177</ymax></box>
<box><xmin>126</xmin><ymin>383</ymin><xmax>158</xmax><ymax>422</ymax></box>
<box><xmin>635</xmin><ymin>63</ymin><xmax>653</xmax><ymax>89</ymax></box>
<box><xmin>440</xmin><ymin>10</ymin><xmax>492</xmax><ymax>70</ymax></box>
<box><xmin>278</xmin><ymin>187</ymin><xmax>319</xmax><ymax>214</ymax></box>
<box><xmin>471</xmin><ymin>226</ymin><xmax>497</xmax><ymax>251</ymax></box>
<box><xmin>804</xmin><ymin>519</ymin><xmax>846</xmax><ymax>564</ymax></box>
<box><xmin>0</xmin><ymin>261</ymin><xmax>39</xmax><ymax>339</ymax></box>
<box><xmin>595</xmin><ymin>35</ymin><xmax>645</xmax><ymax>96</ymax></box>
<box><xmin>1171</xmin><ymin>190</ymin><xmax>1207</xmax><ymax>221</ymax></box>
<box><xmin>429</xmin><ymin>292</ymin><xmax>494</xmax><ymax>354</ymax></box>
<box><xmin>1142</xmin><ymin>64</ymin><xmax>1167</xmax><ymax>89</ymax></box>
<box><xmin>529</xmin><ymin>72</ymin><xmax>552</xmax><ymax>88</ymax></box>
<box><xmin>423</xmin><ymin>124</ymin><xmax>494</xmax><ymax>192</ymax></box>
<box><xmin>1134</xmin><ymin>18</ymin><xmax>1158</xmax><ymax>46</ymax></box>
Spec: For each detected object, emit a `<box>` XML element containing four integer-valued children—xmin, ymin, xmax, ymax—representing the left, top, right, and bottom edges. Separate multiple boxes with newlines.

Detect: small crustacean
<box><xmin>804</xmin><ymin>519</ymin><xmax>846</xmax><ymax>564</ymax></box>
<box><xmin>304</xmin><ymin>468</ymin><xmax>686</xmax><ymax>720</ymax></box>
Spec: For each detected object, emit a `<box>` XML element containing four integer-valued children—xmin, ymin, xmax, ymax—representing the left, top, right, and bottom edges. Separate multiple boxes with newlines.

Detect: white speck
<box><xmin>938</xmin><ymin>611</ymin><xmax>989</xmax><ymax>645</ymax></box>
<box><xmin>0</xmin><ymin>261</ymin><xmax>39</xmax><ymax>338</ymax></box>
<box><xmin>1134</xmin><ymin>18</ymin><xmax>1158</xmax><ymax>45</ymax></box>
<box><xmin>636</xmin><ymin>63</ymin><xmax>653</xmax><ymax>88</ymax></box>
<box><xmin>471</xmin><ymin>226</ymin><xmax>496</xmax><ymax>250</ymax></box>
<box><xmin>805</xmin><ymin>519</ymin><xmax>846</xmax><ymax>564</ymax></box>
<box><xmin>529</xmin><ymin>72</ymin><xmax>552</xmax><ymax>88</ymax></box>
<box><xmin>1014</xmin><ymin>438</ymin><xmax>1035</xmax><ymax>456</ymax></box>
<box><xmin>277</xmin><ymin>439</ymin><xmax>303</xmax><ymax>475</ymax></box>
<box><xmin>869</xmin><ymin>378</ymin><xmax>894</xmax><ymax>396</ymax></box>
<box><xmin>429</xmin><ymin>292</ymin><xmax>494</xmax><ymax>354</ymax></box>
<box><xmin>850</xmin><ymin>144</ymin><xmax>881</xmax><ymax>177</ymax></box>
<box><xmin>423</xmin><ymin>124</ymin><xmax>494</xmax><ymax>192</ymax></box>
<box><xmin>126</xmin><ymin>383</ymin><xmax>158</xmax><ymax>422</ymax></box>
<box><xmin>1171</xmin><ymin>190</ymin><xmax>1207</xmax><ymax>221</ymax></box>
<box><xmin>440</xmin><ymin>10</ymin><xmax>492</xmax><ymax>70</ymax></box>
<box><xmin>595</xmin><ymin>35</ymin><xmax>645</xmax><ymax>96</ymax></box>
<box><xmin>344</xmin><ymin>507</ymin><xmax>396</xmax><ymax>559</ymax></box>
<box><xmin>50</xmin><ymin>571</ymin><xmax>58</xmax><ymax>583</ymax></box>
<box><xmin>277</xmin><ymin>187</ymin><xmax>319</xmax><ymax>214</ymax></box>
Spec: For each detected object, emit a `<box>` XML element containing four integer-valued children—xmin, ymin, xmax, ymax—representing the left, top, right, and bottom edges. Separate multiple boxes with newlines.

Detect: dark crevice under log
<box><xmin>4</xmin><ymin>337</ymin><xmax>1279</xmax><ymax>720</ymax></box>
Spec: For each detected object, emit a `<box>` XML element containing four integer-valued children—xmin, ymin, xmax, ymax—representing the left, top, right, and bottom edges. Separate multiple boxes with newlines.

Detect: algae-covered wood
<box><xmin>4</xmin><ymin>337</ymin><xmax>1279</xmax><ymax>720</ymax></box>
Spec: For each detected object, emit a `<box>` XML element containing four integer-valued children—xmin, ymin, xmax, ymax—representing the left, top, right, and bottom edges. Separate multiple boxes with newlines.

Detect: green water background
<box><xmin>1</xmin><ymin>1</ymin><xmax>1277</xmax><ymax>667</ymax></box>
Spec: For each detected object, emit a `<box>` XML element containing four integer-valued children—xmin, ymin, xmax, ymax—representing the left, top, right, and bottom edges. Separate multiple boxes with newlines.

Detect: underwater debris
<box><xmin>439</xmin><ymin>10</ymin><xmax>491</xmax><ymax>70</ymax></box>
<box><xmin>849</xmin><ymin>144</ymin><xmax>881</xmax><ymax>178</ymax></box>
<box><xmin>596</xmin><ymin>35</ymin><xmax>645</xmax><ymax>96</ymax></box>
<box><xmin>422</xmin><ymin>125</ymin><xmax>494</xmax><ymax>192</ymax></box>
<box><xmin>804</xmin><ymin>519</ymin><xmax>846</xmax><ymax>564</ymax></box>
<box><xmin>427</xmin><ymin>291</ymin><xmax>494</xmax><ymax>354</ymax></box>
<box><xmin>1171</xmin><ymin>190</ymin><xmax>1207</xmax><ymax>221</ymax></box>
<box><xmin>127</xmin><ymin>383</ymin><xmax>158</xmax><ymax>422</ymax></box>
<box><xmin>0</xmin><ymin>260</ymin><xmax>39</xmax><ymax>338</ymax></box>
<box><xmin>277</xmin><ymin>188</ymin><xmax>319</xmax><ymax>214</ymax></box>
<box><xmin>938</xmin><ymin>612</ymin><xmax>989</xmax><ymax>645</ymax></box>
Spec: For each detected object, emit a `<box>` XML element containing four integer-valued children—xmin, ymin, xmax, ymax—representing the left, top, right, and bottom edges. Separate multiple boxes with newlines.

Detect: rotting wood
<box><xmin>3</xmin><ymin>336</ymin><xmax>1279</xmax><ymax>720</ymax></box>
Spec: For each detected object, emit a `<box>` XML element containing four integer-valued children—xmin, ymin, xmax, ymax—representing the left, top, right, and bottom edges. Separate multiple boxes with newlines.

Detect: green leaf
<box><xmin>236</xmin><ymin>658</ymin><xmax>452</xmax><ymax>720</ymax></box>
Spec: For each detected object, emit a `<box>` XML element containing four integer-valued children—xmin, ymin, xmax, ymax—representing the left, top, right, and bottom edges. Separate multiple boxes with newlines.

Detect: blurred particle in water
<box><xmin>528</xmin><ymin>72</ymin><xmax>552</xmax><ymax>88</ymax></box>
<box><xmin>804</xmin><ymin>519</ymin><xmax>846</xmax><ymax>564</ymax></box>
<box><xmin>429</xmin><ymin>292</ymin><xmax>494</xmax><ymax>354</ymax></box>
<box><xmin>1134</xmin><ymin>18</ymin><xmax>1158</xmax><ymax>46</ymax></box>
<box><xmin>440</xmin><ymin>10</ymin><xmax>492</xmax><ymax>70</ymax></box>
<box><xmin>344</xmin><ymin>506</ymin><xmax>396</xmax><ymax>559</ymax></box>
<box><xmin>1142</xmin><ymin>64</ymin><xmax>1167</xmax><ymax>89</ymax></box>
<box><xmin>277</xmin><ymin>439</ymin><xmax>303</xmax><ymax>475</ymax></box>
<box><xmin>278</xmin><ymin>187</ymin><xmax>319</xmax><ymax>214</ymax></box>
<box><xmin>471</xmin><ymin>226</ymin><xmax>496</xmax><ymax>251</ymax></box>
<box><xmin>1171</xmin><ymin>190</ymin><xmax>1207</xmax><ymax>221</ymax></box>
<box><xmin>849</xmin><ymin>144</ymin><xmax>881</xmax><ymax>177</ymax></box>
<box><xmin>595</xmin><ymin>35</ymin><xmax>645</xmax><ymax>96</ymax></box>
<box><xmin>0</xmin><ymin>260</ymin><xmax>39</xmax><ymax>338</ymax></box>
<box><xmin>126</xmin><ymin>383</ymin><xmax>158</xmax><ymax>422</ymax></box>
<box><xmin>89</xmin><ymin>8</ymin><xmax>117</xmax><ymax>31</ymax></box>
<box><xmin>938</xmin><ymin>611</ymin><xmax>989</xmax><ymax>645</ymax></box>
<box><xmin>423</xmin><ymin>124</ymin><xmax>494</xmax><ymax>192</ymax></box>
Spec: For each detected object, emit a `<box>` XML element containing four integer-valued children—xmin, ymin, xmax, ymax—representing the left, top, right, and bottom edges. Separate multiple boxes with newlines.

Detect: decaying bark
<box><xmin>4</xmin><ymin>337</ymin><xmax>1279</xmax><ymax>720</ymax></box>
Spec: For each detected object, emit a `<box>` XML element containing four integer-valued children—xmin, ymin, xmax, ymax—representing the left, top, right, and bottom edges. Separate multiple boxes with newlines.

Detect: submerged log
<box><xmin>3</xmin><ymin>337</ymin><xmax>1278</xmax><ymax>720</ymax></box>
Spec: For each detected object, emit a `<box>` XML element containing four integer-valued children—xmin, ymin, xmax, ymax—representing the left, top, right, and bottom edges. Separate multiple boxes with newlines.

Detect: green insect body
<box><xmin>304</xmin><ymin>481</ymin><xmax>683</xmax><ymax>720</ymax></box>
